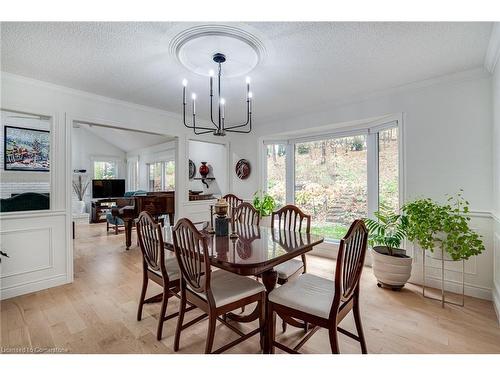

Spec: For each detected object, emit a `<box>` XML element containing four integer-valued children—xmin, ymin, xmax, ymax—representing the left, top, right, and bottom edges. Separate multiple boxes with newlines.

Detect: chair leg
<box><xmin>115</xmin><ymin>223</ymin><xmax>118</xmax><ymax>235</ymax></box>
<box><xmin>282</xmin><ymin>319</ymin><xmax>287</xmax><ymax>333</ymax></box>
<box><xmin>174</xmin><ymin>289</ymin><xmax>187</xmax><ymax>352</ymax></box>
<box><xmin>258</xmin><ymin>297</ymin><xmax>265</xmax><ymax>351</ymax></box>
<box><xmin>205</xmin><ymin>313</ymin><xmax>217</xmax><ymax>354</ymax></box>
<box><xmin>353</xmin><ymin>298</ymin><xmax>368</xmax><ymax>354</ymax></box>
<box><xmin>106</xmin><ymin>221</ymin><xmax>109</xmax><ymax>232</ymax></box>
<box><xmin>328</xmin><ymin>327</ymin><xmax>340</xmax><ymax>354</ymax></box>
<box><xmin>136</xmin><ymin>272</ymin><xmax>148</xmax><ymax>321</ymax></box>
<box><xmin>156</xmin><ymin>289</ymin><xmax>169</xmax><ymax>341</ymax></box>
<box><xmin>267</xmin><ymin>305</ymin><xmax>276</xmax><ymax>354</ymax></box>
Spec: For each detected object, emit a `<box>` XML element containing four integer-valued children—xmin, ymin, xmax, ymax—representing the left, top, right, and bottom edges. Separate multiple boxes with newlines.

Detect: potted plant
<box><xmin>253</xmin><ymin>190</ymin><xmax>276</xmax><ymax>227</ymax></box>
<box><xmin>72</xmin><ymin>173</ymin><xmax>90</xmax><ymax>214</ymax></box>
<box><xmin>364</xmin><ymin>204</ymin><xmax>412</xmax><ymax>290</ymax></box>
<box><xmin>402</xmin><ymin>190</ymin><xmax>485</xmax><ymax>262</ymax></box>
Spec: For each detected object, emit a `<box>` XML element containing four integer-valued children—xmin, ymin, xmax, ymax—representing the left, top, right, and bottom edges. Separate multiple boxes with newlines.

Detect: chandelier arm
<box><xmin>209</xmin><ymin>93</ymin><xmax>220</xmax><ymax>129</ymax></box>
<box><xmin>223</xmin><ymin>101</ymin><xmax>251</xmax><ymax>130</ymax></box>
<box><xmin>226</xmin><ymin>116</ymin><xmax>252</xmax><ymax>133</ymax></box>
<box><xmin>183</xmin><ymin>103</ymin><xmax>213</xmax><ymax>131</ymax></box>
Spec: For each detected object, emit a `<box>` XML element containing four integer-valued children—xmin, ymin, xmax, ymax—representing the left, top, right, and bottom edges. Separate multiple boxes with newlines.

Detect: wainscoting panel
<box><xmin>0</xmin><ymin>211</ymin><xmax>69</xmax><ymax>300</ymax></box>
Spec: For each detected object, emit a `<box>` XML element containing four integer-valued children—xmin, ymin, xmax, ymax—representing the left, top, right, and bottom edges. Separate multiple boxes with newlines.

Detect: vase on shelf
<box><xmin>199</xmin><ymin>162</ymin><xmax>209</xmax><ymax>178</ymax></box>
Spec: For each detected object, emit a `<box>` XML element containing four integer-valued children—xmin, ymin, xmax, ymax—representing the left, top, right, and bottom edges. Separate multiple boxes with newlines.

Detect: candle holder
<box><xmin>229</xmin><ymin>205</ymin><xmax>239</xmax><ymax>239</ymax></box>
<box><xmin>207</xmin><ymin>205</ymin><xmax>215</xmax><ymax>234</ymax></box>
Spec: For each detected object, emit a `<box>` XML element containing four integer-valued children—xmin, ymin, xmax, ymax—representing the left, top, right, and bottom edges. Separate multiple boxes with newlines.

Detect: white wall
<box><xmin>492</xmin><ymin>61</ymin><xmax>500</xmax><ymax>320</ymax></box>
<box><xmin>254</xmin><ymin>68</ymin><xmax>495</xmax><ymax>301</ymax></box>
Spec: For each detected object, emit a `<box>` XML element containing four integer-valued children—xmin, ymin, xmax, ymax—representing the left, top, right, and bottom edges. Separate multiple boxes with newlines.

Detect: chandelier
<box><xmin>182</xmin><ymin>53</ymin><xmax>253</xmax><ymax>136</ymax></box>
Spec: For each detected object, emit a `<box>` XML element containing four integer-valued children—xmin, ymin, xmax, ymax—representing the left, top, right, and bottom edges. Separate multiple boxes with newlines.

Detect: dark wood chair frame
<box><xmin>234</xmin><ymin>202</ymin><xmax>260</xmax><ymax>226</ymax></box>
<box><xmin>223</xmin><ymin>193</ymin><xmax>244</xmax><ymax>217</ymax></box>
<box><xmin>172</xmin><ymin>218</ymin><xmax>266</xmax><ymax>354</ymax></box>
<box><xmin>270</xmin><ymin>204</ymin><xmax>311</xmax><ymax>332</ymax></box>
<box><xmin>266</xmin><ymin>219</ymin><xmax>369</xmax><ymax>354</ymax></box>
<box><xmin>136</xmin><ymin>211</ymin><xmax>195</xmax><ymax>340</ymax></box>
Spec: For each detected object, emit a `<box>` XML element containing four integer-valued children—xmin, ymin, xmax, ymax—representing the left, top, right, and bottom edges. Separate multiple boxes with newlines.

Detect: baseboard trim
<box><xmin>493</xmin><ymin>282</ymin><xmax>500</xmax><ymax>325</ymax></box>
<box><xmin>0</xmin><ymin>274</ymin><xmax>69</xmax><ymax>300</ymax></box>
<box><xmin>409</xmin><ymin>274</ymin><xmax>492</xmax><ymax>301</ymax></box>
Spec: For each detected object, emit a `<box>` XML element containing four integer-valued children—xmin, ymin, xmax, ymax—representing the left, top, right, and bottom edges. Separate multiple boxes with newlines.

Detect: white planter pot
<box><xmin>371</xmin><ymin>248</ymin><xmax>413</xmax><ymax>289</ymax></box>
<box><xmin>75</xmin><ymin>200</ymin><xmax>86</xmax><ymax>214</ymax></box>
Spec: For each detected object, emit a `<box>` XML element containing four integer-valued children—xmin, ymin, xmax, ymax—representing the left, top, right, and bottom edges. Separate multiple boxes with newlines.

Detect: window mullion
<box><xmin>367</xmin><ymin>132</ymin><xmax>379</xmax><ymax>219</ymax></box>
<box><xmin>286</xmin><ymin>141</ymin><xmax>295</xmax><ymax>205</ymax></box>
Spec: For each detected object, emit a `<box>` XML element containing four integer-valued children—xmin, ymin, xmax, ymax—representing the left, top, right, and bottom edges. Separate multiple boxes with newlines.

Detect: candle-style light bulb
<box><xmin>209</xmin><ymin>70</ymin><xmax>214</xmax><ymax>96</ymax></box>
<box><xmin>245</xmin><ymin>76</ymin><xmax>251</xmax><ymax>84</ymax></box>
<box><xmin>192</xmin><ymin>93</ymin><xmax>196</xmax><ymax>115</ymax></box>
<box><xmin>246</xmin><ymin>77</ymin><xmax>251</xmax><ymax>97</ymax></box>
<box><xmin>220</xmin><ymin>98</ymin><xmax>225</xmax><ymax>119</ymax></box>
<box><xmin>182</xmin><ymin>79</ymin><xmax>188</xmax><ymax>104</ymax></box>
<box><xmin>248</xmin><ymin>92</ymin><xmax>253</xmax><ymax>113</ymax></box>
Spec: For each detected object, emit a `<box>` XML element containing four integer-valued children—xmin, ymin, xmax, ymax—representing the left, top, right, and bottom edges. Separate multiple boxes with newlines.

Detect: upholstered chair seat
<box><xmin>187</xmin><ymin>270</ymin><xmax>265</xmax><ymax>307</ymax></box>
<box><xmin>149</xmin><ymin>254</ymin><xmax>180</xmax><ymax>281</ymax></box>
<box><xmin>269</xmin><ymin>273</ymin><xmax>334</xmax><ymax>319</ymax></box>
<box><xmin>275</xmin><ymin>259</ymin><xmax>304</xmax><ymax>280</ymax></box>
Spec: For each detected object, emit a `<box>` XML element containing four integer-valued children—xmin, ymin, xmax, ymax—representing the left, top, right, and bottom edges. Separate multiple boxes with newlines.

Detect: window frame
<box><xmin>147</xmin><ymin>160</ymin><xmax>175</xmax><ymax>192</ymax></box>
<box><xmin>262</xmin><ymin>116</ymin><xmax>404</xmax><ymax>243</ymax></box>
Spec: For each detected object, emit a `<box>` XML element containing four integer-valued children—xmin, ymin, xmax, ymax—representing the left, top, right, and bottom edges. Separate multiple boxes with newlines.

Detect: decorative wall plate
<box><xmin>189</xmin><ymin>159</ymin><xmax>196</xmax><ymax>179</ymax></box>
<box><xmin>235</xmin><ymin>159</ymin><xmax>251</xmax><ymax>180</ymax></box>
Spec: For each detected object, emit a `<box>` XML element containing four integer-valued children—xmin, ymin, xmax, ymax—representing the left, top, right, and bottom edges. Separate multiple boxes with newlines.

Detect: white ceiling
<box><xmin>77</xmin><ymin>123</ymin><xmax>174</xmax><ymax>152</ymax></box>
<box><xmin>1</xmin><ymin>22</ymin><xmax>493</xmax><ymax>125</ymax></box>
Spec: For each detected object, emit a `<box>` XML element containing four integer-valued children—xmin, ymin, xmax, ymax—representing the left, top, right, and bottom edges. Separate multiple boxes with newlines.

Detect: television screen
<box><xmin>92</xmin><ymin>179</ymin><xmax>125</xmax><ymax>199</ymax></box>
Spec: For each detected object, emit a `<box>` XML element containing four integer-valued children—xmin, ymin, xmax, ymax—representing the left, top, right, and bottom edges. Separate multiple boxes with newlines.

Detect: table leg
<box><xmin>261</xmin><ymin>269</ymin><xmax>277</xmax><ymax>353</ymax></box>
<box><xmin>124</xmin><ymin>219</ymin><xmax>133</xmax><ymax>250</ymax></box>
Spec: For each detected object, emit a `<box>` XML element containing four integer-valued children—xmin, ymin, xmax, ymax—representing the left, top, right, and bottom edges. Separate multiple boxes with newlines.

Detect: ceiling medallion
<box><xmin>169</xmin><ymin>25</ymin><xmax>266</xmax><ymax>77</ymax></box>
<box><xmin>173</xmin><ymin>25</ymin><xmax>264</xmax><ymax>136</ymax></box>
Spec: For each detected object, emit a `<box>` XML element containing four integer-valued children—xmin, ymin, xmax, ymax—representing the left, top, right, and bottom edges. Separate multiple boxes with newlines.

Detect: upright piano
<box><xmin>112</xmin><ymin>191</ymin><xmax>175</xmax><ymax>249</ymax></box>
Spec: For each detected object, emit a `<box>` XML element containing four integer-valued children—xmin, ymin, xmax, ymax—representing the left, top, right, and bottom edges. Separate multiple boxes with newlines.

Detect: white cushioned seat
<box><xmin>188</xmin><ymin>270</ymin><xmax>265</xmax><ymax>307</ymax></box>
<box><xmin>269</xmin><ymin>273</ymin><xmax>334</xmax><ymax>319</ymax></box>
<box><xmin>275</xmin><ymin>258</ymin><xmax>304</xmax><ymax>279</ymax></box>
<box><xmin>149</xmin><ymin>253</ymin><xmax>180</xmax><ymax>281</ymax></box>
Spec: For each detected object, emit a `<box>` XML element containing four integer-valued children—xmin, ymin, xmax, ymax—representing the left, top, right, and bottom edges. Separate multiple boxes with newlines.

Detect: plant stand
<box><xmin>422</xmin><ymin>248</ymin><xmax>465</xmax><ymax>307</ymax></box>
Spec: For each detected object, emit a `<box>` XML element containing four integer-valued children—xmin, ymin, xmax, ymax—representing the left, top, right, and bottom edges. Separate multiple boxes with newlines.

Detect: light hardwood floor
<box><xmin>1</xmin><ymin>222</ymin><xmax>500</xmax><ymax>354</ymax></box>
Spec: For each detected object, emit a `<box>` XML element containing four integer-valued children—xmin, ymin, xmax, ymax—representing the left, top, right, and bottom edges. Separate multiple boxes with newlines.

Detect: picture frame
<box><xmin>4</xmin><ymin>125</ymin><xmax>50</xmax><ymax>172</ymax></box>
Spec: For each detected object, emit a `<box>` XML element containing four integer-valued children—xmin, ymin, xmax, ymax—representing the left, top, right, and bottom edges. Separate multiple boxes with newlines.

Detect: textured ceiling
<box><xmin>0</xmin><ymin>22</ymin><xmax>493</xmax><ymax>125</ymax></box>
<box><xmin>77</xmin><ymin>123</ymin><xmax>173</xmax><ymax>152</ymax></box>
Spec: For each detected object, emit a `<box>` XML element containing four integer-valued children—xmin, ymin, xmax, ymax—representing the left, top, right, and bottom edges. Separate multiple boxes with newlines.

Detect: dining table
<box><xmin>164</xmin><ymin>221</ymin><xmax>324</xmax><ymax>353</ymax></box>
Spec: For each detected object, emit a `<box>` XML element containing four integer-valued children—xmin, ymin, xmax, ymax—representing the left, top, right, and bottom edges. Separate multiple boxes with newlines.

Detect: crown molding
<box><xmin>485</xmin><ymin>23</ymin><xmax>500</xmax><ymax>74</ymax></box>
<box><xmin>0</xmin><ymin>71</ymin><xmax>182</xmax><ymax>121</ymax></box>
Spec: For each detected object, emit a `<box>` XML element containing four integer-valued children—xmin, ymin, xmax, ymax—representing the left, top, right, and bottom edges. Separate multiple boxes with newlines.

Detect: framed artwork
<box><xmin>4</xmin><ymin>126</ymin><xmax>50</xmax><ymax>172</ymax></box>
<box><xmin>235</xmin><ymin>159</ymin><xmax>251</xmax><ymax>179</ymax></box>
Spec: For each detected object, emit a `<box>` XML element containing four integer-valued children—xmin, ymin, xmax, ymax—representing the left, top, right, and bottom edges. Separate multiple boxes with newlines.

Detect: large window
<box><xmin>93</xmin><ymin>161</ymin><xmax>118</xmax><ymax>179</ymax></box>
<box><xmin>265</xmin><ymin>144</ymin><xmax>287</xmax><ymax>207</ymax></box>
<box><xmin>264</xmin><ymin>121</ymin><xmax>400</xmax><ymax>242</ymax></box>
<box><xmin>295</xmin><ymin>136</ymin><xmax>367</xmax><ymax>240</ymax></box>
<box><xmin>148</xmin><ymin>161</ymin><xmax>175</xmax><ymax>191</ymax></box>
<box><xmin>378</xmin><ymin>127</ymin><xmax>399</xmax><ymax>212</ymax></box>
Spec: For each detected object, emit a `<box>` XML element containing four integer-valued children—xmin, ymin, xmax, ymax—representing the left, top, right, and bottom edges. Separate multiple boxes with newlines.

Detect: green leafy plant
<box><xmin>364</xmin><ymin>203</ymin><xmax>409</xmax><ymax>256</ymax></box>
<box><xmin>402</xmin><ymin>190</ymin><xmax>484</xmax><ymax>261</ymax></box>
<box><xmin>253</xmin><ymin>190</ymin><xmax>276</xmax><ymax>217</ymax></box>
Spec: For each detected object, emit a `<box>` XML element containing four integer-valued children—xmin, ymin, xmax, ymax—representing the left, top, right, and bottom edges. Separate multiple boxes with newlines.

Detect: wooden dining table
<box><xmin>164</xmin><ymin>221</ymin><xmax>324</xmax><ymax>353</ymax></box>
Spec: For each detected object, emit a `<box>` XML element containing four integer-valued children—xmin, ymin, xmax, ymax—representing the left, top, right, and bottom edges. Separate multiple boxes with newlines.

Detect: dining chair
<box><xmin>270</xmin><ymin>204</ymin><xmax>311</xmax><ymax>332</ymax></box>
<box><xmin>266</xmin><ymin>219</ymin><xmax>368</xmax><ymax>354</ymax></box>
<box><xmin>172</xmin><ymin>218</ymin><xmax>266</xmax><ymax>354</ymax></box>
<box><xmin>223</xmin><ymin>193</ymin><xmax>243</xmax><ymax>216</ymax></box>
<box><xmin>234</xmin><ymin>202</ymin><xmax>260</xmax><ymax>226</ymax></box>
<box><xmin>136</xmin><ymin>211</ymin><xmax>195</xmax><ymax>340</ymax></box>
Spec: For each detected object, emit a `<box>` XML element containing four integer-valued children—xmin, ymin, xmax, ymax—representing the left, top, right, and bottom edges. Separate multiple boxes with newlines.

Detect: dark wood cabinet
<box><xmin>91</xmin><ymin>198</ymin><xmax>120</xmax><ymax>223</ymax></box>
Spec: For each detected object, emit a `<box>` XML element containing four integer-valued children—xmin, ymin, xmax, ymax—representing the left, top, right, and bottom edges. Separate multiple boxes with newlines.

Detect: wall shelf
<box><xmin>193</xmin><ymin>177</ymin><xmax>215</xmax><ymax>188</ymax></box>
